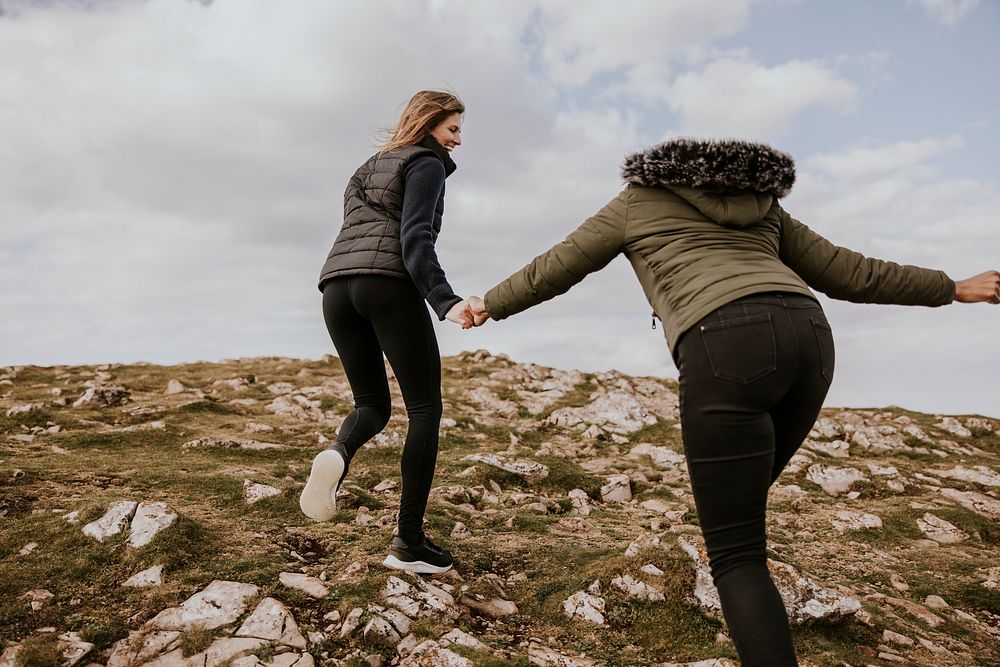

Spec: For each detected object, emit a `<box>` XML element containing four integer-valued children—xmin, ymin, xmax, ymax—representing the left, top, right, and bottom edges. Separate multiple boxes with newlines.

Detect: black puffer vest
<box><xmin>318</xmin><ymin>137</ymin><xmax>454</xmax><ymax>289</ymax></box>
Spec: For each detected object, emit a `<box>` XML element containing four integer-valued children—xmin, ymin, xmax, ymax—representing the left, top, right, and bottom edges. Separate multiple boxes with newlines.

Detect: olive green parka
<box><xmin>483</xmin><ymin>139</ymin><xmax>955</xmax><ymax>351</ymax></box>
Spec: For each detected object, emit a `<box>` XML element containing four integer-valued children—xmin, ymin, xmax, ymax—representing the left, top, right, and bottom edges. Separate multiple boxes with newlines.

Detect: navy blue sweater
<box><xmin>400</xmin><ymin>155</ymin><xmax>462</xmax><ymax>320</ymax></box>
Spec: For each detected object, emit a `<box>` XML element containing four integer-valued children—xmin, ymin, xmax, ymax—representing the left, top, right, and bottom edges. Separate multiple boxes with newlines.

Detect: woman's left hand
<box><xmin>954</xmin><ymin>270</ymin><xmax>1000</xmax><ymax>304</ymax></box>
<box><xmin>446</xmin><ymin>300</ymin><xmax>474</xmax><ymax>328</ymax></box>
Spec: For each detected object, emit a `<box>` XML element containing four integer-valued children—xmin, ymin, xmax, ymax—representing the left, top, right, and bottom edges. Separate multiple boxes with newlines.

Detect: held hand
<box><xmin>954</xmin><ymin>271</ymin><xmax>1000</xmax><ymax>304</ymax></box>
<box><xmin>446</xmin><ymin>300</ymin><xmax>474</xmax><ymax>329</ymax></box>
<box><xmin>468</xmin><ymin>295</ymin><xmax>490</xmax><ymax>326</ymax></box>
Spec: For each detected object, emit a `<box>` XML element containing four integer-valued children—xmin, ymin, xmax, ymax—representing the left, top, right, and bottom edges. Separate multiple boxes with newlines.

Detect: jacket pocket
<box><xmin>810</xmin><ymin>317</ymin><xmax>835</xmax><ymax>383</ymax></box>
<box><xmin>700</xmin><ymin>313</ymin><xmax>777</xmax><ymax>383</ymax></box>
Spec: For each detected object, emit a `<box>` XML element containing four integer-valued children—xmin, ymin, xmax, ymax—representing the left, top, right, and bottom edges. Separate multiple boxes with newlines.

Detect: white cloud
<box><xmin>665</xmin><ymin>55</ymin><xmax>859</xmax><ymax>140</ymax></box>
<box><xmin>908</xmin><ymin>0</ymin><xmax>980</xmax><ymax>26</ymax></box>
<box><xmin>532</xmin><ymin>0</ymin><xmax>752</xmax><ymax>87</ymax></box>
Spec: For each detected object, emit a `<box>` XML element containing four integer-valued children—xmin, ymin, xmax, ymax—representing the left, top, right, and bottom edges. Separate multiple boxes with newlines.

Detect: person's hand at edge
<box><xmin>954</xmin><ymin>271</ymin><xmax>1000</xmax><ymax>304</ymax></box>
<box><xmin>446</xmin><ymin>300</ymin><xmax>474</xmax><ymax>328</ymax></box>
<box><xmin>468</xmin><ymin>296</ymin><xmax>489</xmax><ymax>326</ymax></box>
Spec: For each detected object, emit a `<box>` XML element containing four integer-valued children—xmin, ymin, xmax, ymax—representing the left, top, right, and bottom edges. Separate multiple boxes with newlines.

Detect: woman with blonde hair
<box><xmin>301</xmin><ymin>90</ymin><xmax>471</xmax><ymax>574</ymax></box>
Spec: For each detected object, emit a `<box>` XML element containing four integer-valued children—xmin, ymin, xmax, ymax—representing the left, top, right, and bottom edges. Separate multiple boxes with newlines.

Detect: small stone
<box><xmin>18</xmin><ymin>542</ymin><xmax>38</xmax><ymax>556</ymax></box>
<box><xmin>24</xmin><ymin>588</ymin><xmax>54</xmax><ymax>611</ymax></box>
<box><xmin>461</xmin><ymin>453</ymin><xmax>549</xmax><ymax>484</ymax></box>
<box><xmin>244</xmin><ymin>479</ymin><xmax>282</xmax><ymax>504</ymax></box>
<box><xmin>236</xmin><ymin>597</ymin><xmax>307</xmax><ymax>649</ymax></box>
<box><xmin>806</xmin><ymin>464</ymin><xmax>866</xmax><ymax>496</ymax></box>
<box><xmin>340</xmin><ymin>607</ymin><xmax>364</xmax><ymax>637</ymax></box>
<box><xmin>82</xmin><ymin>500</ymin><xmax>138</xmax><ymax>542</ymax></box>
<box><xmin>460</xmin><ymin>595</ymin><xmax>518</xmax><ymax>618</ymax></box>
<box><xmin>924</xmin><ymin>595</ymin><xmax>949</xmax><ymax>609</ymax></box>
<box><xmin>611</xmin><ymin>574</ymin><xmax>665</xmax><ymax>601</ymax></box>
<box><xmin>279</xmin><ymin>572</ymin><xmax>329</xmax><ymax>599</ymax></box>
<box><xmin>640</xmin><ymin>564</ymin><xmax>665</xmax><ymax>577</ymax></box>
<box><xmin>363</xmin><ymin>617</ymin><xmax>401</xmax><ymax>649</ymax></box>
<box><xmin>123</xmin><ymin>565</ymin><xmax>164</xmax><ymax>588</ymax></box>
<box><xmin>600</xmin><ymin>474</ymin><xmax>632</xmax><ymax>502</ymax></box>
<box><xmin>438</xmin><ymin>628</ymin><xmax>489</xmax><ymax>652</ymax></box>
<box><xmin>451</xmin><ymin>522</ymin><xmax>471</xmax><ymax>540</ymax></box>
<box><xmin>934</xmin><ymin>417</ymin><xmax>971</xmax><ymax>438</ymax></box>
<box><xmin>165</xmin><ymin>379</ymin><xmax>186</xmax><ymax>395</ymax></box>
<box><xmin>830</xmin><ymin>510</ymin><xmax>882</xmax><ymax>533</ymax></box>
<box><xmin>916</xmin><ymin>513</ymin><xmax>967</xmax><ymax>544</ymax></box>
<box><xmin>562</xmin><ymin>591</ymin><xmax>606</xmax><ymax>625</ymax></box>
<box><xmin>882</xmin><ymin>629</ymin><xmax>914</xmax><ymax>646</ymax></box>
<box><xmin>127</xmin><ymin>501</ymin><xmax>178</xmax><ymax>548</ymax></box>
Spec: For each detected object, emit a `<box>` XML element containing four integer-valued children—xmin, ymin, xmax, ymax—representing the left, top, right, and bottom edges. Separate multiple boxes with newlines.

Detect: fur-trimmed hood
<box><xmin>622</xmin><ymin>138</ymin><xmax>795</xmax><ymax>197</ymax></box>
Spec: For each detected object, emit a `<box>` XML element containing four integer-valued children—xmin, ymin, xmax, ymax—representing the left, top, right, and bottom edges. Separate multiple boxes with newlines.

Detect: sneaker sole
<box><xmin>382</xmin><ymin>554</ymin><xmax>453</xmax><ymax>574</ymax></box>
<box><xmin>299</xmin><ymin>450</ymin><xmax>344</xmax><ymax>521</ymax></box>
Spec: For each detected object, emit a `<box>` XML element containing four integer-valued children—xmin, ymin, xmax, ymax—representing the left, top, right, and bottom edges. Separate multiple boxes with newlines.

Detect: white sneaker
<box><xmin>299</xmin><ymin>449</ymin><xmax>345</xmax><ymax>521</ymax></box>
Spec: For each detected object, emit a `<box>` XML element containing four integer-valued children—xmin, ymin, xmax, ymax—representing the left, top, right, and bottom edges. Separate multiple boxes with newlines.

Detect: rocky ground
<box><xmin>0</xmin><ymin>350</ymin><xmax>997</xmax><ymax>667</ymax></box>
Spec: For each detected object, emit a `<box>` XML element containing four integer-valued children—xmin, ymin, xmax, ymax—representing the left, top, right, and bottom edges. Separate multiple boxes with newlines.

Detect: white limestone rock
<box><xmin>939</xmin><ymin>487</ymin><xmax>1000</xmax><ymax>519</ymax></box>
<box><xmin>382</xmin><ymin>576</ymin><xmax>459</xmax><ymax>620</ymax></box>
<box><xmin>527</xmin><ymin>641</ymin><xmax>600</xmax><ymax>667</ymax></box>
<box><xmin>600</xmin><ymin>474</ymin><xmax>632</xmax><ymax>502</ymax></box>
<box><xmin>363</xmin><ymin>617</ymin><xmax>401</xmax><ymax>649</ymax></box>
<box><xmin>932</xmin><ymin>465</ymin><xmax>1000</xmax><ymax>488</ymax></box>
<box><xmin>830</xmin><ymin>511</ymin><xmax>883</xmax><ymax>533</ymax></box>
<box><xmin>547</xmin><ymin>389</ymin><xmax>657</xmax><ymax>435</ymax></box>
<box><xmin>236</xmin><ymin>597</ymin><xmax>307</xmax><ymax>649</ymax></box>
<box><xmin>568</xmin><ymin>488</ymin><xmax>592</xmax><ymax>516</ymax></box>
<box><xmin>123</xmin><ymin>565</ymin><xmax>165</xmax><ymax>588</ymax></box>
<box><xmin>57</xmin><ymin>632</ymin><xmax>95</xmax><ymax>667</ymax></box>
<box><xmin>182</xmin><ymin>437</ymin><xmax>288</xmax><ymax>450</ymax></box>
<box><xmin>165</xmin><ymin>379</ymin><xmax>186</xmax><ymax>395</ymax></box>
<box><xmin>851</xmin><ymin>426</ymin><xmax>909</xmax><ymax>453</ymax></box>
<box><xmin>935</xmin><ymin>417</ymin><xmax>971</xmax><ymax>438</ymax></box>
<box><xmin>279</xmin><ymin>572</ymin><xmax>329</xmax><ymax>599</ymax></box>
<box><xmin>128</xmin><ymin>501</ymin><xmax>178</xmax><ymax>548</ymax></box>
<box><xmin>917</xmin><ymin>513</ymin><xmax>968</xmax><ymax>544</ymax></box>
<box><xmin>611</xmin><ymin>574</ymin><xmax>665</xmax><ymax>601</ymax></box>
<box><xmin>439</xmin><ymin>629</ymin><xmax>489</xmax><ymax>652</ymax></box>
<box><xmin>803</xmin><ymin>438</ymin><xmax>850</xmax><ymax>459</ymax></box>
<box><xmin>340</xmin><ymin>607</ymin><xmax>365</xmax><ymax>638</ymax></box>
<box><xmin>148</xmin><ymin>580</ymin><xmax>260</xmax><ymax>631</ymax></box>
<box><xmin>462</xmin><ymin>453</ymin><xmax>549</xmax><ymax>484</ymax></box>
<box><xmin>398</xmin><ymin>640</ymin><xmax>472</xmax><ymax>667</ymax></box>
<box><xmin>24</xmin><ymin>588</ymin><xmax>54</xmax><ymax>611</ymax></box>
<box><xmin>73</xmin><ymin>384</ymin><xmax>130</xmax><ymax>407</ymax></box>
<box><xmin>809</xmin><ymin>418</ymin><xmax>843</xmax><ymax>439</ymax></box>
<box><xmin>806</xmin><ymin>464</ymin><xmax>866</xmax><ymax>496</ymax></box>
<box><xmin>82</xmin><ymin>500</ymin><xmax>138</xmax><ymax>542</ymax></box>
<box><xmin>628</xmin><ymin>442</ymin><xmax>686</xmax><ymax>467</ymax></box>
<box><xmin>562</xmin><ymin>590</ymin><xmax>606</xmax><ymax>625</ymax></box>
<box><xmin>244</xmin><ymin>480</ymin><xmax>282</xmax><ymax>505</ymax></box>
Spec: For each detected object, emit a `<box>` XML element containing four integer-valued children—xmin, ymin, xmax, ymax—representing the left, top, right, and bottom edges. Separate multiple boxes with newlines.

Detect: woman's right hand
<box><xmin>954</xmin><ymin>271</ymin><xmax>1000</xmax><ymax>304</ymax></box>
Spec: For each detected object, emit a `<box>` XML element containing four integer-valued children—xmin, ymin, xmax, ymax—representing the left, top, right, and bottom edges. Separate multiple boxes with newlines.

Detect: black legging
<box><xmin>321</xmin><ymin>275</ymin><xmax>442</xmax><ymax>545</ymax></box>
<box><xmin>674</xmin><ymin>292</ymin><xmax>834</xmax><ymax>667</ymax></box>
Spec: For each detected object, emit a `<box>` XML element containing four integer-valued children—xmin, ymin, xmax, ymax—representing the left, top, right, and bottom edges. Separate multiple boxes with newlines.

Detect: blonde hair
<box><xmin>379</xmin><ymin>90</ymin><xmax>465</xmax><ymax>152</ymax></box>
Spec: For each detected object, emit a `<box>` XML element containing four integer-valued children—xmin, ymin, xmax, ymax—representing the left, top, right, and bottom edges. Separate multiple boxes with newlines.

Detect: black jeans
<box><xmin>321</xmin><ymin>275</ymin><xmax>442</xmax><ymax>545</ymax></box>
<box><xmin>674</xmin><ymin>293</ymin><xmax>834</xmax><ymax>667</ymax></box>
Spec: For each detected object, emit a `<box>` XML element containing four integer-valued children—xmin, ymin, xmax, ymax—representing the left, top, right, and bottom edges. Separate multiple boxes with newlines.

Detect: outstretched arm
<box><xmin>481</xmin><ymin>191</ymin><xmax>629</xmax><ymax>321</ymax></box>
<box><xmin>777</xmin><ymin>205</ymin><xmax>957</xmax><ymax>306</ymax></box>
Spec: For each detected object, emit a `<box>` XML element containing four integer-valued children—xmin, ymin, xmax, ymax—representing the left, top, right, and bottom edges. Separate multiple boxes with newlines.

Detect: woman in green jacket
<box><xmin>467</xmin><ymin>138</ymin><xmax>999</xmax><ymax>667</ymax></box>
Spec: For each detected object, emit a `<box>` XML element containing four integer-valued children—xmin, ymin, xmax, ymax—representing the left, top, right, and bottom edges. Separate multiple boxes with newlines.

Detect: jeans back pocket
<box><xmin>810</xmin><ymin>317</ymin><xmax>835</xmax><ymax>384</ymax></box>
<box><xmin>700</xmin><ymin>313</ymin><xmax>777</xmax><ymax>384</ymax></box>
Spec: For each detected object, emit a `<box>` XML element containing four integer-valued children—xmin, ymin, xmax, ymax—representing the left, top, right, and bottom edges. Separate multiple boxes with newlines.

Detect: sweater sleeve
<box><xmin>777</xmin><ymin>205</ymin><xmax>955</xmax><ymax>306</ymax></box>
<box><xmin>400</xmin><ymin>156</ymin><xmax>463</xmax><ymax>320</ymax></box>
<box><xmin>483</xmin><ymin>191</ymin><xmax>629</xmax><ymax>320</ymax></box>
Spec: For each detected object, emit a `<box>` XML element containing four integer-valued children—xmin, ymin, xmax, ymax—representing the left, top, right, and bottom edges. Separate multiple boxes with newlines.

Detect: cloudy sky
<box><xmin>1</xmin><ymin>0</ymin><xmax>997</xmax><ymax>417</ymax></box>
